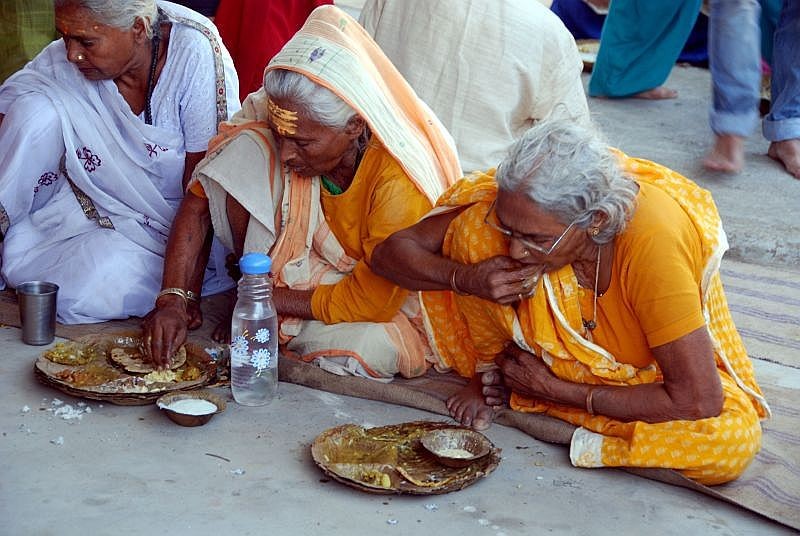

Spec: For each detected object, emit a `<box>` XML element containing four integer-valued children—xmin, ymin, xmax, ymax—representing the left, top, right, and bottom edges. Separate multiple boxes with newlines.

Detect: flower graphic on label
<box><xmin>254</xmin><ymin>328</ymin><xmax>270</xmax><ymax>344</ymax></box>
<box><xmin>230</xmin><ymin>335</ymin><xmax>249</xmax><ymax>357</ymax></box>
<box><xmin>250</xmin><ymin>348</ymin><xmax>272</xmax><ymax>373</ymax></box>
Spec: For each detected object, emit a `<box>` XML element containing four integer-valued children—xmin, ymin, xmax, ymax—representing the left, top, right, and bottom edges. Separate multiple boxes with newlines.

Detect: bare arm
<box><xmin>496</xmin><ymin>326</ymin><xmax>724</xmax><ymax>423</ymax></box>
<box><xmin>142</xmin><ymin>191</ymin><xmax>211</xmax><ymax>367</ymax></box>
<box><xmin>371</xmin><ymin>208</ymin><xmax>545</xmax><ymax>304</ymax></box>
<box><xmin>182</xmin><ymin>152</ymin><xmax>213</xmax><ymax>298</ymax></box>
<box><xmin>371</xmin><ymin>208</ymin><xmax>463</xmax><ymax>290</ymax></box>
<box><xmin>222</xmin><ymin>193</ymin><xmax>315</xmax><ymax>320</ymax></box>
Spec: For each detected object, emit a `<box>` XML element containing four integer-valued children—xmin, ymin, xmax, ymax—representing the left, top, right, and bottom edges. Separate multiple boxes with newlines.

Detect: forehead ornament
<box><xmin>267</xmin><ymin>98</ymin><xmax>298</xmax><ymax>136</ymax></box>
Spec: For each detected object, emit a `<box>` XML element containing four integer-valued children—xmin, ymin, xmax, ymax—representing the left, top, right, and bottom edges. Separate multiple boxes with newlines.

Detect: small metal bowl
<box><xmin>156</xmin><ymin>390</ymin><xmax>226</xmax><ymax>427</ymax></box>
<box><xmin>420</xmin><ymin>428</ymin><xmax>492</xmax><ymax>468</ymax></box>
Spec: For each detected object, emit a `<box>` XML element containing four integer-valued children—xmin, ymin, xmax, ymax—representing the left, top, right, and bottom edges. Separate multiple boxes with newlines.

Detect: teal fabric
<box><xmin>588</xmin><ymin>0</ymin><xmax>702</xmax><ymax>98</ymax></box>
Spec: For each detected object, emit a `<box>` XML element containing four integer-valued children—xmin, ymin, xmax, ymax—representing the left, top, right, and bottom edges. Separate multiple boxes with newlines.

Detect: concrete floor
<box><xmin>1</xmin><ymin>325</ymin><xmax>796</xmax><ymax>536</ymax></box>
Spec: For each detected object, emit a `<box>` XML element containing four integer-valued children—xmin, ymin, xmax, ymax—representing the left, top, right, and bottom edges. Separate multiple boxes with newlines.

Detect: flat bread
<box><xmin>109</xmin><ymin>345</ymin><xmax>187</xmax><ymax>374</ymax></box>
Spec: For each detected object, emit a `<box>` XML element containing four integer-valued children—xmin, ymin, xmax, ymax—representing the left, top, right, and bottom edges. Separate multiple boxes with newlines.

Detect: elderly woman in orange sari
<box><xmin>142</xmin><ymin>5</ymin><xmax>460</xmax><ymax>379</ymax></box>
<box><xmin>371</xmin><ymin>119</ymin><xmax>770</xmax><ymax>484</ymax></box>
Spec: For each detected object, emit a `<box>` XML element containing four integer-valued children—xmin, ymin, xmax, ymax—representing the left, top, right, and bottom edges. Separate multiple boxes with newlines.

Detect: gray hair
<box><xmin>54</xmin><ymin>0</ymin><xmax>159</xmax><ymax>38</ymax></box>
<box><xmin>263</xmin><ymin>69</ymin><xmax>356</xmax><ymax>129</ymax></box>
<box><xmin>496</xmin><ymin>119</ymin><xmax>637</xmax><ymax>244</ymax></box>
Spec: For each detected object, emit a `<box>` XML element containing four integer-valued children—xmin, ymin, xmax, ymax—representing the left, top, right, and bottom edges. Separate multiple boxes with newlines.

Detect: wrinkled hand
<box><xmin>495</xmin><ymin>343</ymin><xmax>559</xmax><ymax>402</ymax></box>
<box><xmin>141</xmin><ymin>295</ymin><xmax>191</xmax><ymax>369</ymax></box>
<box><xmin>457</xmin><ymin>256</ymin><xmax>545</xmax><ymax>304</ymax></box>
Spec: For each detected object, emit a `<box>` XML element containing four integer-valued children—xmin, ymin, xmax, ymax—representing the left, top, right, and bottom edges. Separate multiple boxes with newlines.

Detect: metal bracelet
<box><xmin>156</xmin><ymin>287</ymin><xmax>196</xmax><ymax>303</ymax></box>
<box><xmin>585</xmin><ymin>388</ymin><xmax>597</xmax><ymax>415</ymax></box>
<box><xmin>449</xmin><ymin>266</ymin><xmax>468</xmax><ymax>296</ymax></box>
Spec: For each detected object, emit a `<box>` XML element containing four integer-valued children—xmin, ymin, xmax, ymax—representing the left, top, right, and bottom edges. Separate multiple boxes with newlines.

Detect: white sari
<box><xmin>0</xmin><ymin>1</ymin><xmax>239</xmax><ymax>323</ymax></box>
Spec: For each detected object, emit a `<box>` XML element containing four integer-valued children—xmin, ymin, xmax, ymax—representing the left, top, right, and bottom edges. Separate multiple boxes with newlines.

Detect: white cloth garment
<box><xmin>359</xmin><ymin>0</ymin><xmax>590</xmax><ymax>173</ymax></box>
<box><xmin>0</xmin><ymin>1</ymin><xmax>240</xmax><ymax>323</ymax></box>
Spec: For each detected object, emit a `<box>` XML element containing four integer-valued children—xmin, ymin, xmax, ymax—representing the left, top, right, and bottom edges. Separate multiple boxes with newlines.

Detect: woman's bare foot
<box><xmin>703</xmin><ymin>134</ymin><xmax>745</xmax><ymax>173</ymax></box>
<box><xmin>211</xmin><ymin>305</ymin><xmax>234</xmax><ymax>343</ymax></box>
<box><xmin>768</xmin><ymin>139</ymin><xmax>800</xmax><ymax>179</ymax></box>
<box><xmin>632</xmin><ymin>86</ymin><xmax>678</xmax><ymax>100</ymax></box>
<box><xmin>446</xmin><ymin>373</ymin><xmax>495</xmax><ymax>431</ymax></box>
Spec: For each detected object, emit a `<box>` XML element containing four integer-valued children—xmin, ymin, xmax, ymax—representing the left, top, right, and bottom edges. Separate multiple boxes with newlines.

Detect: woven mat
<box><xmin>1</xmin><ymin>275</ymin><xmax>797</xmax><ymax>530</ymax></box>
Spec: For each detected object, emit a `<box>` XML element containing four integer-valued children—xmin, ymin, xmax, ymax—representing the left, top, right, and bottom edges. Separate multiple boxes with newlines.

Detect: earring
<box><xmin>590</xmin><ymin>227</ymin><xmax>600</xmax><ymax>237</ymax></box>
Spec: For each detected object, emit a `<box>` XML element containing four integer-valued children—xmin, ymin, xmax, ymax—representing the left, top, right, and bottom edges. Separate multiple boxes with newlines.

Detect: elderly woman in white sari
<box><xmin>0</xmin><ymin>0</ymin><xmax>239</xmax><ymax>323</ymax></box>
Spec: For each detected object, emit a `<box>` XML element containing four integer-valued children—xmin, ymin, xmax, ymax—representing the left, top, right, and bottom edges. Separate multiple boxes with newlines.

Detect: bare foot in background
<box><xmin>704</xmin><ymin>134</ymin><xmax>745</xmax><ymax>173</ymax></box>
<box><xmin>446</xmin><ymin>373</ymin><xmax>495</xmax><ymax>431</ymax></box>
<box><xmin>633</xmin><ymin>86</ymin><xmax>678</xmax><ymax>99</ymax></box>
<box><xmin>211</xmin><ymin>304</ymin><xmax>234</xmax><ymax>343</ymax></box>
<box><xmin>768</xmin><ymin>139</ymin><xmax>800</xmax><ymax>179</ymax></box>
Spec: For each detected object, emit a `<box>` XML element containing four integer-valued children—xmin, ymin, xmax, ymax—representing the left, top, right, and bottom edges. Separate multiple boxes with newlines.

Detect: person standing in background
<box><xmin>215</xmin><ymin>0</ymin><xmax>332</xmax><ymax>102</ymax></box>
<box><xmin>704</xmin><ymin>0</ymin><xmax>800</xmax><ymax>178</ymax></box>
<box><xmin>588</xmin><ymin>0</ymin><xmax>702</xmax><ymax>99</ymax></box>
<box><xmin>359</xmin><ymin>0</ymin><xmax>589</xmax><ymax>174</ymax></box>
<box><xmin>703</xmin><ymin>0</ymin><xmax>762</xmax><ymax>173</ymax></box>
<box><xmin>763</xmin><ymin>0</ymin><xmax>800</xmax><ymax>179</ymax></box>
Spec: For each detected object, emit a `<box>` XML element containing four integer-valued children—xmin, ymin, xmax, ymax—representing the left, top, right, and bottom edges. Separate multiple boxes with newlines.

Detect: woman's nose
<box><xmin>508</xmin><ymin>239</ymin><xmax>532</xmax><ymax>261</ymax></box>
<box><xmin>65</xmin><ymin>41</ymin><xmax>84</xmax><ymax>63</ymax></box>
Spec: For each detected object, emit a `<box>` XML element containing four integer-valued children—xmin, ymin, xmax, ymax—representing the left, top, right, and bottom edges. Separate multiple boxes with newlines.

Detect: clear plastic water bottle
<box><xmin>230</xmin><ymin>252</ymin><xmax>279</xmax><ymax>406</ymax></box>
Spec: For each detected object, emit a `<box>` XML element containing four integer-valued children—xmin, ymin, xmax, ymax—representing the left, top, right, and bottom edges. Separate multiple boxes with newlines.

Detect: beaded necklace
<box><xmin>143</xmin><ymin>13</ymin><xmax>163</xmax><ymax>125</ymax></box>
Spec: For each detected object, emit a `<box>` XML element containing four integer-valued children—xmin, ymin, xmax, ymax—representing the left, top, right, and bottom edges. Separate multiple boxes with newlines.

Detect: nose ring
<box><xmin>76</xmin><ymin>54</ymin><xmax>85</xmax><ymax>61</ymax></box>
<box><xmin>521</xmin><ymin>249</ymin><xmax>529</xmax><ymax>257</ymax></box>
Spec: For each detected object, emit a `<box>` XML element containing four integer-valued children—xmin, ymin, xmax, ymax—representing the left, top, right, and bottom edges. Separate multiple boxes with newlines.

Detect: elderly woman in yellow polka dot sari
<box><xmin>371</xmin><ymin>118</ymin><xmax>770</xmax><ymax>484</ymax></box>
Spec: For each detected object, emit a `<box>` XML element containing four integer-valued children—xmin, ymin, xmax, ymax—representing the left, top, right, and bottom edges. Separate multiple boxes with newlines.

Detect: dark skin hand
<box><xmin>492</xmin><ymin>326</ymin><xmax>724</xmax><ymax>423</ymax></box>
<box><xmin>142</xmin><ymin>191</ymin><xmax>211</xmax><ymax>368</ymax></box>
<box><xmin>371</xmin><ymin>208</ymin><xmax>544</xmax><ymax>304</ymax></box>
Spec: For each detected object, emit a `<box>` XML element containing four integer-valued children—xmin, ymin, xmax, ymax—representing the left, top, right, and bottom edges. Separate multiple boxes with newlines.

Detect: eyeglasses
<box><xmin>484</xmin><ymin>199</ymin><xmax>577</xmax><ymax>256</ymax></box>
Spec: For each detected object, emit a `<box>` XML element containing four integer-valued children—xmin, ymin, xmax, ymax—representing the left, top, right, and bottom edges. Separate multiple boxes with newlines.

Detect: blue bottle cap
<box><xmin>239</xmin><ymin>252</ymin><xmax>272</xmax><ymax>275</ymax></box>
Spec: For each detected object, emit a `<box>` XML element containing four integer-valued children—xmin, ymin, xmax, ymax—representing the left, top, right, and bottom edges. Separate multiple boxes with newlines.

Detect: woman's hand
<box><xmin>141</xmin><ymin>295</ymin><xmax>190</xmax><ymax>369</ymax></box>
<box><xmin>494</xmin><ymin>343</ymin><xmax>560</xmax><ymax>401</ymax></box>
<box><xmin>456</xmin><ymin>257</ymin><xmax>545</xmax><ymax>305</ymax></box>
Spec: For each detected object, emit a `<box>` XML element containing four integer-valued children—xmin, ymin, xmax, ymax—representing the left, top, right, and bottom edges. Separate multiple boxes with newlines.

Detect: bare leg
<box><xmin>632</xmin><ymin>86</ymin><xmax>678</xmax><ymax>99</ymax></box>
<box><xmin>213</xmin><ymin>194</ymin><xmax>251</xmax><ymax>342</ymax></box>
<box><xmin>768</xmin><ymin>139</ymin><xmax>800</xmax><ymax>179</ymax></box>
<box><xmin>703</xmin><ymin>134</ymin><xmax>745</xmax><ymax>173</ymax></box>
<box><xmin>446</xmin><ymin>373</ymin><xmax>495</xmax><ymax>431</ymax></box>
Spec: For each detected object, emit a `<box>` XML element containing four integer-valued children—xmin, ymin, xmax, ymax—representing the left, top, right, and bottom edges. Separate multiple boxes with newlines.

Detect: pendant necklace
<box><xmin>582</xmin><ymin>246</ymin><xmax>602</xmax><ymax>331</ymax></box>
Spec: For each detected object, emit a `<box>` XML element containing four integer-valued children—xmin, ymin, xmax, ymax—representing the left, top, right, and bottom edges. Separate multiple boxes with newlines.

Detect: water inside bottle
<box><xmin>230</xmin><ymin>313</ymin><xmax>278</xmax><ymax>406</ymax></box>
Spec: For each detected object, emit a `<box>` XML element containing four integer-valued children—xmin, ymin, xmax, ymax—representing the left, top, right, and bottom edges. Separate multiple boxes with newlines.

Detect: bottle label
<box><xmin>230</xmin><ymin>327</ymin><xmax>274</xmax><ymax>375</ymax></box>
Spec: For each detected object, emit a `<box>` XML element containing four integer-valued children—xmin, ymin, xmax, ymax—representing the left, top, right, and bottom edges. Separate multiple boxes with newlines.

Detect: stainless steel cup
<box><xmin>17</xmin><ymin>281</ymin><xmax>59</xmax><ymax>345</ymax></box>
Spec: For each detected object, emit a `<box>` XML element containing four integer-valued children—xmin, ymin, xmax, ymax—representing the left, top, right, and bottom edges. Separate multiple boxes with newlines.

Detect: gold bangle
<box><xmin>585</xmin><ymin>387</ymin><xmax>597</xmax><ymax>415</ymax></box>
<box><xmin>449</xmin><ymin>265</ymin><xmax>468</xmax><ymax>295</ymax></box>
<box><xmin>156</xmin><ymin>287</ymin><xmax>198</xmax><ymax>303</ymax></box>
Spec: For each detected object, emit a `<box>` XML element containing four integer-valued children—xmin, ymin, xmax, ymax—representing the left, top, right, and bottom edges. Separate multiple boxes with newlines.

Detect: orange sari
<box><xmin>421</xmin><ymin>154</ymin><xmax>769</xmax><ymax>484</ymax></box>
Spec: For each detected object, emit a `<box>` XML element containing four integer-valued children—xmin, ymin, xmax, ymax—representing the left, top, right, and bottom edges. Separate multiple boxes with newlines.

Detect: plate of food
<box><xmin>311</xmin><ymin>421</ymin><xmax>501</xmax><ymax>495</ymax></box>
<box><xmin>34</xmin><ymin>332</ymin><xmax>217</xmax><ymax>405</ymax></box>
